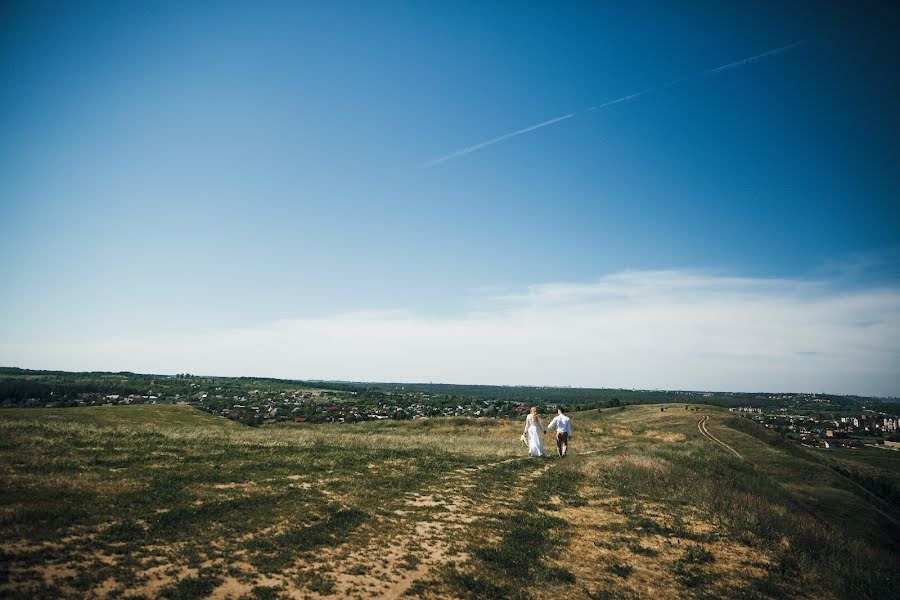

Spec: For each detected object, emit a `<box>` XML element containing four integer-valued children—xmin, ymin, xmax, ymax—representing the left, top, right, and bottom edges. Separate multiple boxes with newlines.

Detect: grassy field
<box><xmin>1</xmin><ymin>405</ymin><xmax>244</xmax><ymax>428</ymax></box>
<box><xmin>1</xmin><ymin>404</ymin><xmax>897</xmax><ymax>599</ymax></box>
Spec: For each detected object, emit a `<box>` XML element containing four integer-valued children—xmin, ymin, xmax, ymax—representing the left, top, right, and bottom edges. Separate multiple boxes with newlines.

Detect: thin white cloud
<box><xmin>423</xmin><ymin>41</ymin><xmax>804</xmax><ymax>167</ymax></box>
<box><xmin>3</xmin><ymin>270</ymin><xmax>899</xmax><ymax>396</ymax></box>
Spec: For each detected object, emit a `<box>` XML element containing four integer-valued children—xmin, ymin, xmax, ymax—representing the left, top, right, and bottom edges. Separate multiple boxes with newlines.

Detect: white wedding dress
<box><xmin>525</xmin><ymin>414</ymin><xmax>546</xmax><ymax>457</ymax></box>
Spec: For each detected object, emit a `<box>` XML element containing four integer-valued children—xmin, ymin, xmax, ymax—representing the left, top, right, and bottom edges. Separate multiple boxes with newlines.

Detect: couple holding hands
<box><xmin>522</xmin><ymin>406</ymin><xmax>571</xmax><ymax>458</ymax></box>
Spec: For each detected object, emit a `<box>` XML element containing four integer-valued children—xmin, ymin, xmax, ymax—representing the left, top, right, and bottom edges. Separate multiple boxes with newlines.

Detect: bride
<box><xmin>523</xmin><ymin>406</ymin><xmax>546</xmax><ymax>457</ymax></box>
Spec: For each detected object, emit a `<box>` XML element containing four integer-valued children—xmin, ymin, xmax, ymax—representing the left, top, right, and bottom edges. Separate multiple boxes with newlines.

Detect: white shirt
<box><xmin>545</xmin><ymin>414</ymin><xmax>571</xmax><ymax>434</ymax></box>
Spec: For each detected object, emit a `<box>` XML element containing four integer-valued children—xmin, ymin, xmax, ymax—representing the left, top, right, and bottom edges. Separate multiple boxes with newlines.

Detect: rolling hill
<box><xmin>1</xmin><ymin>404</ymin><xmax>897</xmax><ymax>599</ymax></box>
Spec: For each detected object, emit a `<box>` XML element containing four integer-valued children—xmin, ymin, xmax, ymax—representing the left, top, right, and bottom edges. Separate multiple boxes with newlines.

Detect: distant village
<box><xmin>66</xmin><ymin>386</ymin><xmax>548</xmax><ymax>426</ymax></box>
<box><xmin>731</xmin><ymin>402</ymin><xmax>900</xmax><ymax>450</ymax></box>
<box><xmin>5</xmin><ymin>369</ymin><xmax>897</xmax><ymax>436</ymax></box>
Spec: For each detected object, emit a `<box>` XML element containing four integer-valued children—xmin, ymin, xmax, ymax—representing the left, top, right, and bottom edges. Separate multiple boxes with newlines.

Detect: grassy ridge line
<box><xmin>571</xmin><ymin>407</ymin><xmax>899</xmax><ymax>599</ymax></box>
<box><xmin>410</xmin><ymin>406</ymin><xmax>898</xmax><ymax>599</ymax></box>
<box><xmin>715</xmin><ymin>413</ymin><xmax>900</xmax><ymax>535</ymax></box>
<box><xmin>1</xmin><ymin>404</ymin><xmax>897</xmax><ymax>599</ymax></box>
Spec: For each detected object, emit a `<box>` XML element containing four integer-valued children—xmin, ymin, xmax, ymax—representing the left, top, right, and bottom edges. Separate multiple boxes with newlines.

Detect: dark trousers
<box><xmin>556</xmin><ymin>432</ymin><xmax>569</xmax><ymax>456</ymax></box>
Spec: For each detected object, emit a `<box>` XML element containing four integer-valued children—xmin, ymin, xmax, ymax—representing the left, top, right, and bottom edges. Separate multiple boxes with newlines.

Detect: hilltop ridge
<box><xmin>1</xmin><ymin>403</ymin><xmax>897</xmax><ymax>598</ymax></box>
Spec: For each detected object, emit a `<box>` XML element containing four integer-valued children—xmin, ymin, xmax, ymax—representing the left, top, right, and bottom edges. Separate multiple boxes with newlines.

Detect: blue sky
<box><xmin>2</xmin><ymin>2</ymin><xmax>898</xmax><ymax>394</ymax></box>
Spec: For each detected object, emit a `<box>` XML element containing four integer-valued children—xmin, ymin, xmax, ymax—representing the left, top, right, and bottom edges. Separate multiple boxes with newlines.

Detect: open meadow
<box><xmin>1</xmin><ymin>404</ymin><xmax>898</xmax><ymax>599</ymax></box>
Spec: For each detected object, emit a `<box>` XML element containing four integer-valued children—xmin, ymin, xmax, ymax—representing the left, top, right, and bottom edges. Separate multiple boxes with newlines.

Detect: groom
<box><xmin>544</xmin><ymin>406</ymin><xmax>572</xmax><ymax>457</ymax></box>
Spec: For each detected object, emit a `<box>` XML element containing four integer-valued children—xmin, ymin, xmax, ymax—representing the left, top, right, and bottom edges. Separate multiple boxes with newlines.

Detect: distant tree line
<box><xmin>1</xmin><ymin>367</ymin><xmax>892</xmax><ymax>413</ymax></box>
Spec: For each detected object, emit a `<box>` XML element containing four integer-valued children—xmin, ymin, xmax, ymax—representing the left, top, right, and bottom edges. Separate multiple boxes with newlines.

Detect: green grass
<box><xmin>0</xmin><ymin>404</ymin><xmax>240</xmax><ymax>428</ymax></box>
<box><xmin>1</xmin><ymin>404</ymin><xmax>897</xmax><ymax>599</ymax></box>
<box><xmin>0</xmin><ymin>405</ymin><xmax>522</xmax><ymax>598</ymax></box>
<box><xmin>576</xmin><ymin>407</ymin><xmax>899</xmax><ymax>599</ymax></box>
<box><xmin>720</xmin><ymin>414</ymin><xmax>900</xmax><ymax>549</ymax></box>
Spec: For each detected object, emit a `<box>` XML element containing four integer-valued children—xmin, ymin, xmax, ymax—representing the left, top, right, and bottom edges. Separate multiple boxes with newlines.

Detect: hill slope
<box><xmin>0</xmin><ymin>404</ymin><xmax>896</xmax><ymax>599</ymax></box>
<box><xmin>0</xmin><ymin>404</ymin><xmax>241</xmax><ymax>428</ymax></box>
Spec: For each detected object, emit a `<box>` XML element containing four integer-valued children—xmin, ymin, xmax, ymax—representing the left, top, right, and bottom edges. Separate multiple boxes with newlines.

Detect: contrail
<box><xmin>587</xmin><ymin>89</ymin><xmax>653</xmax><ymax>111</ymax></box>
<box><xmin>420</xmin><ymin>113</ymin><xmax>575</xmax><ymax>168</ymax></box>
<box><xmin>588</xmin><ymin>41</ymin><xmax>805</xmax><ymax>113</ymax></box>
<box><xmin>703</xmin><ymin>40</ymin><xmax>805</xmax><ymax>75</ymax></box>
<box><xmin>586</xmin><ymin>78</ymin><xmax>684</xmax><ymax>112</ymax></box>
<box><xmin>421</xmin><ymin>41</ymin><xmax>804</xmax><ymax>168</ymax></box>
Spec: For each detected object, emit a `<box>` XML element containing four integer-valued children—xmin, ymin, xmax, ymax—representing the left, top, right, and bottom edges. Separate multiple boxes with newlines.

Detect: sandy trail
<box><xmin>697</xmin><ymin>415</ymin><xmax>743</xmax><ymax>459</ymax></box>
<box><xmin>320</xmin><ymin>438</ymin><xmax>622</xmax><ymax>599</ymax></box>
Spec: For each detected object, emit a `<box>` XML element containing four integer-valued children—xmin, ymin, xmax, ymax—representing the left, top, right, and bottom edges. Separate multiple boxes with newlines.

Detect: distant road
<box><xmin>865</xmin><ymin>443</ymin><xmax>899</xmax><ymax>452</ymax></box>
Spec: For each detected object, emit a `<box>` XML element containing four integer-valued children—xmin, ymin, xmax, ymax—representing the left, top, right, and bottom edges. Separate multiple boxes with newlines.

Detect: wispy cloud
<box><xmin>422</xmin><ymin>41</ymin><xmax>805</xmax><ymax>167</ymax></box>
<box><xmin>4</xmin><ymin>270</ymin><xmax>898</xmax><ymax>395</ymax></box>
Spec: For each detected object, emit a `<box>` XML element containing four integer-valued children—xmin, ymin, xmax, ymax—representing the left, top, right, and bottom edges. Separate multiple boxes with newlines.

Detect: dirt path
<box><xmin>698</xmin><ymin>415</ymin><xmax>743</xmax><ymax>459</ymax></box>
<box><xmin>318</xmin><ymin>453</ymin><xmax>539</xmax><ymax>598</ymax></box>
<box><xmin>695</xmin><ymin>417</ymin><xmax>900</xmax><ymax>534</ymax></box>
<box><xmin>320</xmin><ymin>439</ymin><xmax>623</xmax><ymax>599</ymax></box>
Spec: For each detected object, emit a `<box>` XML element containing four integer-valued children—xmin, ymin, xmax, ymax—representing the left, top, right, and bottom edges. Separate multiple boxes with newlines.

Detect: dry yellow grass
<box><xmin>1</xmin><ymin>404</ymin><xmax>897</xmax><ymax>599</ymax></box>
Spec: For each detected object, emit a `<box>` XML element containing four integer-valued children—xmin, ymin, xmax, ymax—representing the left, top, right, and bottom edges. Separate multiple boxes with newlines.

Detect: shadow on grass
<box><xmin>443</xmin><ymin>460</ymin><xmax>581</xmax><ymax>599</ymax></box>
<box><xmin>246</xmin><ymin>508</ymin><xmax>367</xmax><ymax>571</ymax></box>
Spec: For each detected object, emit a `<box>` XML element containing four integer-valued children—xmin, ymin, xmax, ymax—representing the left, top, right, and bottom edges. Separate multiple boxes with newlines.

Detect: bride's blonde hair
<box><xmin>530</xmin><ymin>406</ymin><xmax>539</xmax><ymax>417</ymax></box>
